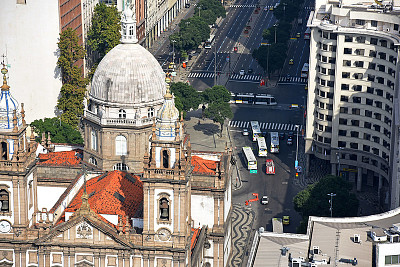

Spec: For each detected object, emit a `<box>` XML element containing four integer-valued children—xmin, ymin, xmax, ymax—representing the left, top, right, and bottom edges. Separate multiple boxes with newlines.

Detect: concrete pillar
<box><xmin>357</xmin><ymin>167</ymin><xmax>362</xmax><ymax>192</ymax></box>
<box><xmin>331</xmin><ymin>163</ymin><xmax>337</xmax><ymax>175</ymax></box>
<box><xmin>378</xmin><ymin>175</ymin><xmax>383</xmax><ymax>198</ymax></box>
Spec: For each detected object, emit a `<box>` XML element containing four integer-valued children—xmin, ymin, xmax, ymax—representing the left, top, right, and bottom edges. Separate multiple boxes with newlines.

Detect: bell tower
<box><xmin>142</xmin><ymin>88</ymin><xmax>192</xmax><ymax>264</ymax></box>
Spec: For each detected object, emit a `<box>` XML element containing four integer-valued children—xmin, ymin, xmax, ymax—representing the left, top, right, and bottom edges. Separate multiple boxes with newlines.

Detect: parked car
<box><xmin>287</xmin><ymin>137</ymin><xmax>293</xmax><ymax>145</ymax></box>
<box><xmin>261</xmin><ymin>196</ymin><xmax>269</xmax><ymax>205</ymax></box>
<box><xmin>279</xmin><ymin>132</ymin><xmax>285</xmax><ymax>140</ymax></box>
<box><xmin>269</xmin><ymin>6</ymin><xmax>274</xmax><ymax>10</ymax></box>
<box><xmin>239</xmin><ymin>69</ymin><xmax>245</xmax><ymax>75</ymax></box>
<box><xmin>283</xmin><ymin>216</ymin><xmax>290</xmax><ymax>225</ymax></box>
<box><xmin>288</xmin><ymin>132</ymin><xmax>294</xmax><ymax>139</ymax></box>
<box><xmin>289</xmin><ymin>59</ymin><xmax>294</xmax><ymax>65</ymax></box>
<box><xmin>265</xmin><ymin>159</ymin><xmax>275</xmax><ymax>174</ymax></box>
<box><xmin>242</xmin><ymin>128</ymin><xmax>249</xmax><ymax>136</ymax></box>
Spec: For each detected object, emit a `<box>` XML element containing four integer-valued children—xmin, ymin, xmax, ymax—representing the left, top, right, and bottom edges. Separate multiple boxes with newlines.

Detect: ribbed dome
<box><xmin>90</xmin><ymin>44</ymin><xmax>166</xmax><ymax>106</ymax></box>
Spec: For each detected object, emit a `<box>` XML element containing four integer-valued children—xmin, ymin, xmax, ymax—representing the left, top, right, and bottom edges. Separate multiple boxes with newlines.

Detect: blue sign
<box><xmin>226</xmin><ymin>56</ymin><xmax>230</xmax><ymax>62</ymax></box>
<box><xmin>295</xmin><ymin>160</ymin><xmax>298</xmax><ymax>169</ymax></box>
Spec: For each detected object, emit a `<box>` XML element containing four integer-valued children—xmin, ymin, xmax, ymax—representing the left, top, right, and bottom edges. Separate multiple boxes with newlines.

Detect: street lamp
<box><xmin>198</xmin><ymin>6</ymin><xmax>201</xmax><ymax>17</ymax></box>
<box><xmin>273</xmin><ymin>24</ymin><xmax>278</xmax><ymax>43</ymax></box>
<box><xmin>336</xmin><ymin>147</ymin><xmax>344</xmax><ymax>177</ymax></box>
<box><xmin>283</xmin><ymin>3</ymin><xmax>287</xmax><ymax>17</ymax></box>
<box><xmin>327</xmin><ymin>193</ymin><xmax>336</xmax><ymax>217</ymax></box>
<box><xmin>295</xmin><ymin>125</ymin><xmax>299</xmax><ymax>169</ymax></box>
<box><xmin>171</xmin><ymin>39</ymin><xmax>176</xmax><ymax>64</ymax></box>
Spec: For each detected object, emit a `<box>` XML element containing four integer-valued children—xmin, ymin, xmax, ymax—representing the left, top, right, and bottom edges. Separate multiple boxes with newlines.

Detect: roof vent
<box><xmin>313</xmin><ymin>246</ymin><xmax>320</xmax><ymax>255</ymax></box>
<box><xmin>354</xmin><ymin>234</ymin><xmax>360</xmax><ymax>243</ymax></box>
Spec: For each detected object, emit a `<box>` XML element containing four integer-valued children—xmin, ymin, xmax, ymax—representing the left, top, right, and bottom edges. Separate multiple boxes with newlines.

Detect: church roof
<box><xmin>191</xmin><ymin>156</ymin><xmax>217</xmax><ymax>175</ymax></box>
<box><xmin>59</xmin><ymin>171</ymin><xmax>143</xmax><ymax>228</ymax></box>
<box><xmin>38</xmin><ymin>150</ymin><xmax>82</xmax><ymax>167</ymax></box>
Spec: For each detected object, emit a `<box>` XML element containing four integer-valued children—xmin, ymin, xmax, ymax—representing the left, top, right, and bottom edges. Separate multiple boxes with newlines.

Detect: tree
<box><xmin>57</xmin><ymin>28</ymin><xmax>87</xmax><ymax>129</ymax></box>
<box><xmin>293</xmin><ymin>175</ymin><xmax>359</xmax><ymax>233</ymax></box>
<box><xmin>252</xmin><ymin>43</ymin><xmax>286</xmax><ymax>75</ymax></box>
<box><xmin>170</xmin><ymin>82</ymin><xmax>201</xmax><ymax>115</ymax></box>
<box><xmin>87</xmin><ymin>3</ymin><xmax>121</xmax><ymax>63</ymax></box>
<box><xmin>202</xmin><ymin>85</ymin><xmax>233</xmax><ymax>135</ymax></box>
<box><xmin>31</xmin><ymin>117</ymin><xmax>83</xmax><ymax>145</ymax></box>
<box><xmin>171</xmin><ymin>16</ymin><xmax>210</xmax><ymax>51</ymax></box>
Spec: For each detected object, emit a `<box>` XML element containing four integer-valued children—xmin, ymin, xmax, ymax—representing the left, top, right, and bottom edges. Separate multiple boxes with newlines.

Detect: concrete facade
<box><xmin>306</xmin><ymin>0</ymin><xmax>400</xmax><ymax>209</ymax></box>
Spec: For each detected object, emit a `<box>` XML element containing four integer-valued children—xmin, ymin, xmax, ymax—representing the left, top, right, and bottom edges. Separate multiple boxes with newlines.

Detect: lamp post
<box><xmin>283</xmin><ymin>3</ymin><xmax>287</xmax><ymax>17</ymax></box>
<box><xmin>327</xmin><ymin>193</ymin><xmax>336</xmax><ymax>217</ymax></box>
<box><xmin>336</xmin><ymin>147</ymin><xmax>344</xmax><ymax>176</ymax></box>
<box><xmin>273</xmin><ymin>24</ymin><xmax>278</xmax><ymax>43</ymax></box>
<box><xmin>295</xmin><ymin>125</ymin><xmax>299</xmax><ymax>169</ymax></box>
<box><xmin>198</xmin><ymin>6</ymin><xmax>201</xmax><ymax>17</ymax></box>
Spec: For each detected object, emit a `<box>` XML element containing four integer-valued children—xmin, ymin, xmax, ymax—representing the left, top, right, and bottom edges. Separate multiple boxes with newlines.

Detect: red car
<box><xmin>266</xmin><ymin>159</ymin><xmax>275</xmax><ymax>174</ymax></box>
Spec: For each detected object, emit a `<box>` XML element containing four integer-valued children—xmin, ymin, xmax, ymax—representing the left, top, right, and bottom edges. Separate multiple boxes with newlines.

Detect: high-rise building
<box><xmin>305</xmin><ymin>0</ymin><xmax>400</xmax><ymax>209</ymax></box>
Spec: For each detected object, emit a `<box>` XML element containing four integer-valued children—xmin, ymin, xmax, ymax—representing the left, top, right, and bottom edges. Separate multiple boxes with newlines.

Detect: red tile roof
<box><xmin>58</xmin><ymin>171</ymin><xmax>143</xmax><ymax>228</ymax></box>
<box><xmin>38</xmin><ymin>150</ymin><xmax>82</xmax><ymax>167</ymax></box>
<box><xmin>191</xmin><ymin>227</ymin><xmax>201</xmax><ymax>254</ymax></box>
<box><xmin>191</xmin><ymin>156</ymin><xmax>217</xmax><ymax>175</ymax></box>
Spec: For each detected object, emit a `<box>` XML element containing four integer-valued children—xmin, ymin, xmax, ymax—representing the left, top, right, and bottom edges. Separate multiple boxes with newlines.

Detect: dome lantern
<box><xmin>120</xmin><ymin>0</ymin><xmax>138</xmax><ymax>44</ymax></box>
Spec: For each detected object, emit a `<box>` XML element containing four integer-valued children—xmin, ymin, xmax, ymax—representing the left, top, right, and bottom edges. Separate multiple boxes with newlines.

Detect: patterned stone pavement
<box><xmin>229</xmin><ymin>203</ymin><xmax>255</xmax><ymax>267</ymax></box>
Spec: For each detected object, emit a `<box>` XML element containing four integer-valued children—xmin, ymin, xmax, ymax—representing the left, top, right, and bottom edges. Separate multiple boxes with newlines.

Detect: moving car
<box><xmin>265</xmin><ymin>159</ymin><xmax>275</xmax><ymax>174</ymax></box>
<box><xmin>269</xmin><ymin>6</ymin><xmax>274</xmax><ymax>10</ymax></box>
<box><xmin>289</xmin><ymin>59</ymin><xmax>294</xmax><ymax>65</ymax></box>
<box><xmin>242</xmin><ymin>128</ymin><xmax>249</xmax><ymax>136</ymax></box>
<box><xmin>239</xmin><ymin>69</ymin><xmax>245</xmax><ymax>75</ymax></box>
<box><xmin>168</xmin><ymin>62</ymin><xmax>176</xmax><ymax>69</ymax></box>
<box><xmin>287</xmin><ymin>137</ymin><xmax>293</xmax><ymax>145</ymax></box>
<box><xmin>288</xmin><ymin>132</ymin><xmax>294</xmax><ymax>139</ymax></box>
<box><xmin>248</xmin><ymin>68</ymin><xmax>254</xmax><ymax>74</ymax></box>
<box><xmin>296</xmin><ymin>32</ymin><xmax>301</xmax><ymax>38</ymax></box>
<box><xmin>283</xmin><ymin>216</ymin><xmax>290</xmax><ymax>225</ymax></box>
<box><xmin>261</xmin><ymin>196</ymin><xmax>269</xmax><ymax>205</ymax></box>
<box><xmin>185</xmin><ymin>3</ymin><xmax>190</xmax><ymax>7</ymax></box>
<box><xmin>279</xmin><ymin>132</ymin><xmax>285</xmax><ymax>140</ymax></box>
<box><xmin>305</xmin><ymin>85</ymin><xmax>308</xmax><ymax>90</ymax></box>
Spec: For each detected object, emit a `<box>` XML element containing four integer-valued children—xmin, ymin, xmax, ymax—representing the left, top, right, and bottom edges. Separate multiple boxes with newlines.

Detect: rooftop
<box><xmin>38</xmin><ymin>150</ymin><xmax>82</xmax><ymax>167</ymax></box>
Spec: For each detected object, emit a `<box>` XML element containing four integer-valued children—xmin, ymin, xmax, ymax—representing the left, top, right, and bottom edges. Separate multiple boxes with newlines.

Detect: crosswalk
<box><xmin>229</xmin><ymin>120</ymin><xmax>303</xmax><ymax>131</ymax></box>
<box><xmin>278</xmin><ymin>76</ymin><xmax>307</xmax><ymax>84</ymax></box>
<box><xmin>230</xmin><ymin>4</ymin><xmax>256</xmax><ymax>7</ymax></box>
<box><xmin>188</xmin><ymin>72</ymin><xmax>262</xmax><ymax>81</ymax></box>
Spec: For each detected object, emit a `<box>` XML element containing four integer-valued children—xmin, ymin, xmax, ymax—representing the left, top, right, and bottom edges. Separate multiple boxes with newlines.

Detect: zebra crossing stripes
<box><xmin>278</xmin><ymin>76</ymin><xmax>308</xmax><ymax>84</ymax></box>
<box><xmin>230</xmin><ymin>4</ymin><xmax>256</xmax><ymax>7</ymax></box>
<box><xmin>187</xmin><ymin>72</ymin><xmax>262</xmax><ymax>81</ymax></box>
<box><xmin>229</xmin><ymin>120</ymin><xmax>303</xmax><ymax>131</ymax></box>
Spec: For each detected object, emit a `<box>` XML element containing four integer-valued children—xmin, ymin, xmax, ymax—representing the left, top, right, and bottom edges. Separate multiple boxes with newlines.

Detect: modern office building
<box><xmin>305</xmin><ymin>0</ymin><xmax>400</xmax><ymax>209</ymax></box>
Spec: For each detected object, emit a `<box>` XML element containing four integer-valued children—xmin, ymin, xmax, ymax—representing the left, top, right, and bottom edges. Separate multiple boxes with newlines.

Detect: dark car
<box><xmin>248</xmin><ymin>68</ymin><xmax>254</xmax><ymax>74</ymax></box>
<box><xmin>185</xmin><ymin>3</ymin><xmax>191</xmax><ymax>8</ymax></box>
<box><xmin>279</xmin><ymin>133</ymin><xmax>285</xmax><ymax>140</ymax></box>
<box><xmin>287</xmin><ymin>137</ymin><xmax>293</xmax><ymax>145</ymax></box>
<box><xmin>288</xmin><ymin>132</ymin><xmax>294</xmax><ymax>139</ymax></box>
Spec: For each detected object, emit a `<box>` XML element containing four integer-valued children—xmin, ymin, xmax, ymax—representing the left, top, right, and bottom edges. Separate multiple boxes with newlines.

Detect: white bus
<box><xmin>204</xmin><ymin>34</ymin><xmax>215</xmax><ymax>49</ymax></box>
<box><xmin>301</xmin><ymin>63</ymin><xmax>309</xmax><ymax>78</ymax></box>
<box><xmin>270</xmin><ymin>132</ymin><xmax>280</xmax><ymax>153</ymax></box>
<box><xmin>242</xmin><ymin>147</ymin><xmax>257</xmax><ymax>173</ymax></box>
<box><xmin>250</xmin><ymin>121</ymin><xmax>262</xmax><ymax>141</ymax></box>
<box><xmin>254</xmin><ymin>94</ymin><xmax>277</xmax><ymax>105</ymax></box>
<box><xmin>257</xmin><ymin>137</ymin><xmax>268</xmax><ymax>157</ymax></box>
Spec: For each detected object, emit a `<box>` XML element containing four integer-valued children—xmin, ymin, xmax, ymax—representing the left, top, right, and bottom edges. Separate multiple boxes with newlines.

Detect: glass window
<box><xmin>0</xmin><ymin>190</ymin><xmax>9</xmax><ymax>212</ymax></box>
<box><xmin>370</xmin><ymin>38</ymin><xmax>378</xmax><ymax>45</ymax></box>
<box><xmin>113</xmin><ymin>163</ymin><xmax>128</xmax><ymax>171</ymax></box>
<box><xmin>344</xmin><ymin>48</ymin><xmax>352</xmax><ymax>54</ymax></box>
<box><xmin>119</xmin><ymin>109</ymin><xmax>126</xmax><ymax>118</ymax></box>
<box><xmin>148</xmin><ymin>107</ymin><xmax>155</xmax><ymax>118</ymax></box>
<box><xmin>345</xmin><ymin>36</ymin><xmax>352</xmax><ymax>42</ymax></box>
<box><xmin>371</xmin><ymin>20</ymin><xmax>378</xmax><ymax>27</ymax></box>
<box><xmin>91</xmin><ymin>130</ymin><xmax>97</xmax><ymax>151</ymax></box>
<box><xmin>115</xmin><ymin>135</ymin><xmax>127</xmax><ymax>156</ymax></box>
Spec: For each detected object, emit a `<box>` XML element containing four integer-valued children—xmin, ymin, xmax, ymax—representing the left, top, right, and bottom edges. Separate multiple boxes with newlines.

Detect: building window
<box><xmin>355</xmin><ymin>49</ymin><xmax>364</xmax><ymax>56</ymax></box>
<box><xmin>148</xmin><ymin>107</ymin><xmax>155</xmax><ymax>118</ymax></box>
<box><xmin>380</xmin><ymin>40</ymin><xmax>388</xmax><ymax>47</ymax></box>
<box><xmin>340</xmin><ymin>107</ymin><xmax>348</xmax><ymax>113</ymax></box>
<box><xmin>338</xmin><ymin>141</ymin><xmax>346</xmax><ymax>147</ymax></box>
<box><xmin>113</xmin><ymin>163</ymin><xmax>128</xmax><ymax>171</ymax></box>
<box><xmin>339</xmin><ymin>118</ymin><xmax>347</xmax><ymax>125</ymax></box>
<box><xmin>115</xmin><ymin>135</ymin><xmax>127</xmax><ymax>156</ymax></box>
<box><xmin>159</xmin><ymin>197</ymin><xmax>170</xmax><ymax>221</ymax></box>
<box><xmin>345</xmin><ymin>36</ymin><xmax>352</xmax><ymax>42</ymax></box>
<box><xmin>354</xmin><ymin>73</ymin><xmax>363</xmax><ymax>79</ymax></box>
<box><xmin>352</xmin><ymin>108</ymin><xmax>360</xmax><ymax>115</ymax></box>
<box><xmin>350</xmin><ymin>131</ymin><xmax>359</xmax><ymax>137</ymax></box>
<box><xmin>350</xmin><ymin>143</ymin><xmax>358</xmax><ymax>149</ymax></box>
<box><xmin>0</xmin><ymin>189</ymin><xmax>9</xmax><ymax>212</ymax></box>
<box><xmin>367</xmin><ymin>87</ymin><xmax>374</xmax><ymax>94</ymax></box>
<box><xmin>370</xmin><ymin>37</ymin><xmax>378</xmax><ymax>45</ymax></box>
<box><xmin>374</xmin><ymin>113</ymin><xmax>382</xmax><ymax>120</ymax></box>
<box><xmin>364</xmin><ymin>122</ymin><xmax>372</xmax><ymax>129</ymax></box>
<box><xmin>356</xmin><ymin>36</ymin><xmax>366</xmax><ymax>43</ymax></box>
<box><xmin>369</xmin><ymin>50</ymin><xmax>376</xmax><ymax>57</ymax></box>
<box><xmin>379</xmin><ymin>52</ymin><xmax>386</xmax><ymax>60</ymax></box>
<box><xmin>375</xmin><ymin>101</ymin><xmax>382</xmax><ymax>108</ymax></box>
<box><xmin>353</xmin><ymin>85</ymin><xmax>362</xmax><ymax>91</ymax></box>
<box><xmin>352</xmin><ymin>97</ymin><xmax>361</xmax><ymax>103</ymax></box>
<box><xmin>373</xmin><ymin>124</ymin><xmax>381</xmax><ymax>132</ymax></box>
<box><xmin>342</xmin><ymin>72</ymin><xmax>350</xmax><ymax>78</ymax></box>
<box><xmin>364</xmin><ymin>133</ymin><xmax>371</xmax><ymax>140</ymax></box>
<box><xmin>368</xmin><ymin>63</ymin><xmax>376</xmax><ymax>70</ymax></box>
<box><xmin>394</xmin><ymin>24</ymin><xmax>399</xmax><ymax>30</ymax></box>
<box><xmin>129</xmin><ymin>25</ymin><xmax>134</xmax><ymax>35</ymax></box>
<box><xmin>372</xmin><ymin>148</ymin><xmax>379</xmax><ymax>156</ymax></box>
<box><xmin>341</xmin><ymin>84</ymin><xmax>349</xmax><ymax>90</ymax></box>
<box><xmin>363</xmin><ymin>145</ymin><xmax>370</xmax><ymax>152</ymax></box>
<box><xmin>376</xmin><ymin>89</ymin><xmax>383</xmax><ymax>96</ymax></box>
<box><xmin>339</xmin><ymin>130</ymin><xmax>347</xmax><ymax>136</ymax></box>
<box><xmin>91</xmin><ymin>130</ymin><xmax>98</xmax><ymax>151</ymax></box>
<box><xmin>351</xmin><ymin>120</ymin><xmax>360</xmax><ymax>126</ymax></box>
<box><xmin>356</xmin><ymin>19</ymin><xmax>365</xmax><ymax>25</ymax></box>
<box><xmin>344</xmin><ymin>48</ymin><xmax>352</xmax><ymax>54</ymax></box>
<box><xmin>371</xmin><ymin>20</ymin><xmax>378</xmax><ymax>27</ymax></box>
<box><xmin>354</xmin><ymin>61</ymin><xmax>364</xmax><ymax>68</ymax></box>
<box><xmin>1</xmin><ymin>142</ymin><xmax>7</xmax><ymax>160</ymax></box>
<box><xmin>162</xmin><ymin>149</ymin><xmax>170</xmax><ymax>168</ymax></box>
<box><xmin>119</xmin><ymin>109</ymin><xmax>126</xmax><ymax>118</ymax></box>
<box><xmin>89</xmin><ymin>157</ymin><xmax>97</xmax><ymax>166</ymax></box>
<box><xmin>365</xmin><ymin>110</ymin><xmax>372</xmax><ymax>117</ymax></box>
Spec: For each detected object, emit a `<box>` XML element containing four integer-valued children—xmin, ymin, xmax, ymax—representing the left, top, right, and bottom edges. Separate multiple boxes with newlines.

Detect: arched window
<box><xmin>0</xmin><ymin>189</ymin><xmax>9</xmax><ymax>212</ymax></box>
<box><xmin>89</xmin><ymin>157</ymin><xmax>97</xmax><ymax>166</ymax></box>
<box><xmin>148</xmin><ymin>107</ymin><xmax>155</xmax><ymax>118</ymax></box>
<box><xmin>119</xmin><ymin>109</ymin><xmax>126</xmax><ymax>119</ymax></box>
<box><xmin>91</xmin><ymin>130</ymin><xmax>97</xmax><ymax>151</ymax></box>
<box><xmin>159</xmin><ymin>197</ymin><xmax>169</xmax><ymax>221</ymax></box>
<box><xmin>1</xmin><ymin>142</ymin><xmax>7</xmax><ymax>160</ymax></box>
<box><xmin>162</xmin><ymin>149</ymin><xmax>169</xmax><ymax>168</ymax></box>
<box><xmin>115</xmin><ymin>135</ymin><xmax>127</xmax><ymax>155</ymax></box>
<box><xmin>113</xmin><ymin>163</ymin><xmax>128</xmax><ymax>171</ymax></box>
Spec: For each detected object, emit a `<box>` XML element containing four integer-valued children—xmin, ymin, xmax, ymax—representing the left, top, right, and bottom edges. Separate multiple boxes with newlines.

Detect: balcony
<box><xmin>84</xmin><ymin>110</ymin><xmax>153</xmax><ymax>127</ymax></box>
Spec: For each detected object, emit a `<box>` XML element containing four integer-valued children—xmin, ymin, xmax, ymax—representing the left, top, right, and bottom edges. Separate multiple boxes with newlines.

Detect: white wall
<box><xmin>37</xmin><ymin>186</ymin><xmax>67</xmax><ymax>211</ymax></box>
<box><xmin>377</xmin><ymin>242</ymin><xmax>400</xmax><ymax>266</ymax></box>
<box><xmin>191</xmin><ymin>194</ymin><xmax>214</xmax><ymax>228</ymax></box>
<box><xmin>0</xmin><ymin>0</ymin><xmax>61</xmax><ymax>123</ymax></box>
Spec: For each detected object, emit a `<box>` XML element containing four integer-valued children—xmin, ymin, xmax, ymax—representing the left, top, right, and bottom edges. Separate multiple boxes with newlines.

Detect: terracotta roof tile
<box><xmin>191</xmin><ymin>156</ymin><xmax>217</xmax><ymax>175</ymax></box>
<box><xmin>38</xmin><ymin>150</ymin><xmax>82</xmax><ymax>167</ymax></box>
<box><xmin>58</xmin><ymin>171</ymin><xmax>143</xmax><ymax>228</ymax></box>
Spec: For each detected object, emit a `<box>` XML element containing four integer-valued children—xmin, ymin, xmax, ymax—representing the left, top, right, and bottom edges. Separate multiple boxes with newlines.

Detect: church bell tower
<box><xmin>142</xmin><ymin>88</ymin><xmax>192</xmax><ymax>264</ymax></box>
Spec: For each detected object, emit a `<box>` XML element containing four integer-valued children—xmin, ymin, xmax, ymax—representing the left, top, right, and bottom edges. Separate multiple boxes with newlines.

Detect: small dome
<box><xmin>0</xmin><ymin>67</ymin><xmax>20</xmax><ymax>129</ymax></box>
<box><xmin>155</xmin><ymin>90</ymin><xmax>180</xmax><ymax>139</ymax></box>
<box><xmin>90</xmin><ymin>44</ymin><xmax>166</xmax><ymax>106</ymax></box>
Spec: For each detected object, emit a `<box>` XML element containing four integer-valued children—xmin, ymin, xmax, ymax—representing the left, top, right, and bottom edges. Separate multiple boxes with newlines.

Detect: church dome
<box><xmin>0</xmin><ymin>66</ymin><xmax>20</xmax><ymax>129</ymax></box>
<box><xmin>89</xmin><ymin>4</ymin><xmax>166</xmax><ymax>107</ymax></box>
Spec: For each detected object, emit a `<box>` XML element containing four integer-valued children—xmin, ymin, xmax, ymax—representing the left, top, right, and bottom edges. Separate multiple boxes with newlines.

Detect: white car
<box><xmin>239</xmin><ymin>69</ymin><xmax>245</xmax><ymax>76</ymax></box>
<box><xmin>261</xmin><ymin>196</ymin><xmax>269</xmax><ymax>205</ymax></box>
<box><xmin>242</xmin><ymin>129</ymin><xmax>249</xmax><ymax>136</ymax></box>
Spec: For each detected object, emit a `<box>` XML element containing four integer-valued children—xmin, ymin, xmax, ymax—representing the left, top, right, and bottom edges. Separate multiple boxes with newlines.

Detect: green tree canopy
<box><xmin>171</xmin><ymin>16</ymin><xmax>210</xmax><ymax>51</ymax></box>
<box><xmin>57</xmin><ymin>28</ymin><xmax>87</xmax><ymax>129</ymax></box>
<box><xmin>87</xmin><ymin>3</ymin><xmax>121</xmax><ymax>63</ymax></box>
<box><xmin>31</xmin><ymin>117</ymin><xmax>83</xmax><ymax>145</ymax></box>
<box><xmin>294</xmin><ymin>175</ymin><xmax>359</xmax><ymax>233</ymax></box>
<box><xmin>202</xmin><ymin>85</ymin><xmax>231</xmax><ymax>104</ymax></box>
<box><xmin>252</xmin><ymin>43</ymin><xmax>286</xmax><ymax>75</ymax></box>
<box><xmin>170</xmin><ymin>82</ymin><xmax>202</xmax><ymax>115</ymax></box>
<box><xmin>198</xmin><ymin>0</ymin><xmax>226</xmax><ymax>19</ymax></box>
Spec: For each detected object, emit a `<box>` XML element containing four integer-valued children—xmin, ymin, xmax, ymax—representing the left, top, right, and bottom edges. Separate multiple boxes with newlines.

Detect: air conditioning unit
<box><xmin>354</xmin><ymin>234</ymin><xmax>360</xmax><ymax>243</ymax></box>
<box><xmin>313</xmin><ymin>246</ymin><xmax>320</xmax><ymax>254</ymax></box>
